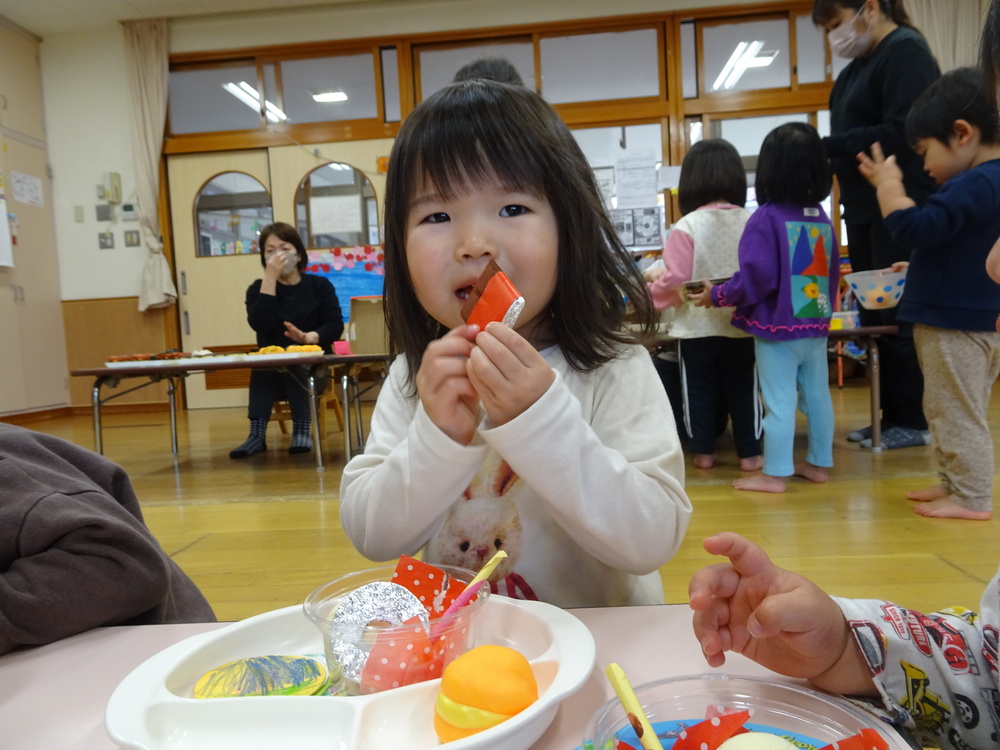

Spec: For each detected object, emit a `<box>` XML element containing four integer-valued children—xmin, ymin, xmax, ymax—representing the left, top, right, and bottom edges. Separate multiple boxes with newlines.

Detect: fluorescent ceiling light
<box><xmin>711</xmin><ymin>41</ymin><xmax>779</xmax><ymax>91</ymax></box>
<box><xmin>311</xmin><ymin>89</ymin><xmax>348</xmax><ymax>103</ymax></box>
<box><xmin>222</xmin><ymin>81</ymin><xmax>288</xmax><ymax>122</ymax></box>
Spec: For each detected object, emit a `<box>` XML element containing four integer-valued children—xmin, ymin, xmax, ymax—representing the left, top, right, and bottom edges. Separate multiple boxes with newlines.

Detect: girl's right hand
<box><xmin>415</xmin><ymin>325</ymin><xmax>481</xmax><ymax>445</ymax></box>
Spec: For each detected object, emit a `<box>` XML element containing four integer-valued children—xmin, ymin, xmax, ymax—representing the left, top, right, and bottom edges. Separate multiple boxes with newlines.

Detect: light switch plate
<box><xmin>125</xmin><ymin>230</ymin><xmax>141</xmax><ymax>247</ymax></box>
<box><xmin>96</xmin><ymin>204</ymin><xmax>113</xmax><ymax>222</ymax></box>
<box><xmin>98</xmin><ymin>232</ymin><xmax>114</xmax><ymax>249</ymax></box>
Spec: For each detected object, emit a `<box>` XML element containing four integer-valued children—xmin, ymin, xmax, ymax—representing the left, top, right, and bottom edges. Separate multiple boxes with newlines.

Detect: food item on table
<box><xmin>461</xmin><ymin>259</ymin><xmax>524</xmax><ymax>330</ymax></box>
<box><xmin>434</xmin><ymin>644</ymin><xmax>538</xmax><ymax>743</ymax></box>
<box><xmin>254</xmin><ymin>345</ymin><xmax>286</xmax><ymax>354</ymax></box>
<box><xmin>286</xmin><ymin>344</ymin><xmax>323</xmax><ymax>352</ymax></box>
<box><xmin>193</xmin><ymin>655</ymin><xmax>328</xmax><ymax>698</ymax></box>
<box><xmin>106</xmin><ymin>353</ymin><xmax>154</xmax><ymax>362</ymax></box>
<box><xmin>190</xmin><ymin>348</ymin><xmax>214</xmax><ymax>357</ymax></box>
<box><xmin>153</xmin><ymin>351</ymin><xmax>192</xmax><ymax>359</ymax></box>
<box><xmin>717</xmin><ymin>734</ymin><xmax>798</xmax><ymax>750</ymax></box>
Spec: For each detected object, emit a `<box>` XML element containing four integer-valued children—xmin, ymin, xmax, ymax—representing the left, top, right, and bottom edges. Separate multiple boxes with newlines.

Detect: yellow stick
<box><xmin>604</xmin><ymin>663</ymin><xmax>664</xmax><ymax>750</ymax></box>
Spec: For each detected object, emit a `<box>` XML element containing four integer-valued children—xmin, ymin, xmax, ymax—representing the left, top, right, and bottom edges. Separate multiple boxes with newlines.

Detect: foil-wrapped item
<box><xmin>329</xmin><ymin>581</ymin><xmax>429</xmax><ymax>684</ymax></box>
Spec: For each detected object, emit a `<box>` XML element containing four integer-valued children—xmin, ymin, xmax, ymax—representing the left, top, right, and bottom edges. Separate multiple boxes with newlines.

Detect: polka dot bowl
<box><xmin>844</xmin><ymin>268</ymin><xmax>907</xmax><ymax>310</ymax></box>
<box><xmin>582</xmin><ymin>673</ymin><xmax>911</xmax><ymax>750</ymax></box>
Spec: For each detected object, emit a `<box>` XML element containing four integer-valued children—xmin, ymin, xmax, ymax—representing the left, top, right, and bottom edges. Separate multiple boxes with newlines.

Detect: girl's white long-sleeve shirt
<box><xmin>339</xmin><ymin>344</ymin><xmax>691</xmax><ymax>607</ymax></box>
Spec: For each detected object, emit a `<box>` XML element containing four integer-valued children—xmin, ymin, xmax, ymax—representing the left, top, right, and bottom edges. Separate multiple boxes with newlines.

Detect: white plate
<box><xmin>106</xmin><ymin>597</ymin><xmax>595</xmax><ymax>750</ymax></box>
<box><xmin>104</xmin><ymin>355</ymin><xmax>246</xmax><ymax>369</ymax></box>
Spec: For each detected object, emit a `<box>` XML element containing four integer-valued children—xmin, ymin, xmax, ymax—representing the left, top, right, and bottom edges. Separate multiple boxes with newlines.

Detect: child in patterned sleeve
<box><xmin>690</xmin><ymin>532</ymin><xmax>999</xmax><ymax>750</ymax></box>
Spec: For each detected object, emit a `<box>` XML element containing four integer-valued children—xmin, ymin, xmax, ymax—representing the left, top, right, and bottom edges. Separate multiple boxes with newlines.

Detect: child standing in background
<box><xmin>857</xmin><ymin>67</ymin><xmax>1000</xmax><ymax>520</ymax></box>
<box><xmin>339</xmin><ymin>79</ymin><xmax>692</xmax><ymax>607</ymax></box>
<box><xmin>692</xmin><ymin>123</ymin><xmax>838</xmax><ymax>494</ymax></box>
<box><xmin>646</xmin><ymin>139</ymin><xmax>762</xmax><ymax>472</ymax></box>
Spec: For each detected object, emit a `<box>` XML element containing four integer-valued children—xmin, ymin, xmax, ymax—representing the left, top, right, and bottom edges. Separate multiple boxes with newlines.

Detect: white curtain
<box><xmin>908</xmin><ymin>0</ymin><xmax>985</xmax><ymax>70</ymax></box>
<box><xmin>124</xmin><ymin>19</ymin><xmax>178</xmax><ymax>312</ymax></box>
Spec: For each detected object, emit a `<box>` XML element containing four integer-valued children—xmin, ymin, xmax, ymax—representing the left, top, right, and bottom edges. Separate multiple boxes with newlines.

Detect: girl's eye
<box><xmin>423</xmin><ymin>212</ymin><xmax>450</xmax><ymax>224</ymax></box>
<box><xmin>500</xmin><ymin>204</ymin><xmax>528</xmax><ymax>217</ymax></box>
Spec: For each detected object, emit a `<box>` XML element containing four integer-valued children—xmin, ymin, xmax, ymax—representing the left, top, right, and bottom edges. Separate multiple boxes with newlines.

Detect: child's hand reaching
<box><xmin>415</xmin><ymin>325</ymin><xmax>481</xmax><ymax>445</ymax></box>
<box><xmin>857</xmin><ymin>142</ymin><xmax>915</xmax><ymax>217</ymax></box>
<box><xmin>689</xmin><ymin>281</ymin><xmax>715</xmax><ymax>308</ymax></box>
<box><xmin>467</xmin><ymin>322</ymin><xmax>555</xmax><ymax>427</ymax></box>
<box><xmin>856</xmin><ymin>141</ymin><xmax>902</xmax><ymax>188</ymax></box>
<box><xmin>689</xmin><ymin>532</ymin><xmax>878</xmax><ymax>697</ymax></box>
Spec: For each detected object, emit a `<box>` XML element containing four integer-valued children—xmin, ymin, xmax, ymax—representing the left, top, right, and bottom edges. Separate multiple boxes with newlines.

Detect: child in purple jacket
<box><xmin>692</xmin><ymin>123</ymin><xmax>839</xmax><ymax>493</ymax></box>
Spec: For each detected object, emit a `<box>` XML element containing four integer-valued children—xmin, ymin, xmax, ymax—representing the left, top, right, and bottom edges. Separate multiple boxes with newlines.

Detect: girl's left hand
<box><xmin>284</xmin><ymin>321</ymin><xmax>319</xmax><ymax>345</ymax></box>
<box><xmin>467</xmin><ymin>322</ymin><xmax>555</xmax><ymax>426</ymax></box>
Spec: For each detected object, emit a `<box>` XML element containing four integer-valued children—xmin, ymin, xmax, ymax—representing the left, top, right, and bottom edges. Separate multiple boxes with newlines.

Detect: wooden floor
<box><xmin>17</xmin><ymin>376</ymin><xmax>1000</xmax><ymax>622</ymax></box>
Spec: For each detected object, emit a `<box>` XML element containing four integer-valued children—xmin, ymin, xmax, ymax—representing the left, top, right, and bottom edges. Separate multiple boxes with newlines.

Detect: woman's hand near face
<box><xmin>466</xmin><ymin>322</ymin><xmax>555</xmax><ymax>426</ymax></box>
<box><xmin>416</xmin><ymin>325</ymin><xmax>481</xmax><ymax>445</ymax></box>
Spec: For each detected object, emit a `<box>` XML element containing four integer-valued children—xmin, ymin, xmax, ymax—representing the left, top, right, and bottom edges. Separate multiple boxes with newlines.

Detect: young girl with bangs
<box><xmin>339</xmin><ymin>79</ymin><xmax>692</xmax><ymax>608</ymax></box>
<box><xmin>692</xmin><ymin>123</ymin><xmax>839</xmax><ymax>494</ymax></box>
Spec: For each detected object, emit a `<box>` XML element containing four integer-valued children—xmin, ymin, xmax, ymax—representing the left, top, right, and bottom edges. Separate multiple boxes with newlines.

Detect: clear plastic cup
<box><xmin>303</xmin><ymin>564</ymin><xmax>487</xmax><ymax>695</ymax></box>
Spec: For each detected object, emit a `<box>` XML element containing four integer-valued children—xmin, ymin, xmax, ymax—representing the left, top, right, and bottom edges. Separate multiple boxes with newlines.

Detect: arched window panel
<box><xmin>416</xmin><ymin>40</ymin><xmax>534</xmax><ymax>102</ymax></box>
<box><xmin>169</xmin><ymin>64</ymin><xmax>264</xmax><ymax>135</ymax></box>
<box><xmin>701</xmin><ymin>18</ymin><xmax>791</xmax><ymax>95</ymax></box>
<box><xmin>194</xmin><ymin>172</ymin><xmax>273</xmax><ymax>257</ymax></box>
<box><xmin>279</xmin><ymin>53</ymin><xmax>379</xmax><ymax>123</ymax></box>
<box><xmin>540</xmin><ymin>28</ymin><xmax>660</xmax><ymax>104</ymax></box>
<box><xmin>294</xmin><ymin>162</ymin><xmax>379</xmax><ymax>249</ymax></box>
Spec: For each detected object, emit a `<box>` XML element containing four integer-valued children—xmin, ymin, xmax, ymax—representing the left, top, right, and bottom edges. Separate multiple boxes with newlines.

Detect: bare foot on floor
<box><xmin>733</xmin><ymin>473</ymin><xmax>786</xmax><ymax>493</ymax></box>
<box><xmin>913</xmin><ymin>497</ymin><xmax>992</xmax><ymax>520</ymax></box>
<box><xmin>794</xmin><ymin>462</ymin><xmax>828</xmax><ymax>483</ymax></box>
<box><xmin>694</xmin><ymin>454</ymin><xmax>716</xmax><ymax>470</ymax></box>
<box><xmin>907</xmin><ymin>484</ymin><xmax>948</xmax><ymax>502</ymax></box>
<box><xmin>739</xmin><ymin>455</ymin><xmax>764</xmax><ymax>472</ymax></box>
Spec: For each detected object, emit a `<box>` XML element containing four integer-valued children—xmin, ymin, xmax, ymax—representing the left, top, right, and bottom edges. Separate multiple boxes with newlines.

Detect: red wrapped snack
<box><xmin>461</xmin><ymin>259</ymin><xmax>524</xmax><ymax>330</ymax></box>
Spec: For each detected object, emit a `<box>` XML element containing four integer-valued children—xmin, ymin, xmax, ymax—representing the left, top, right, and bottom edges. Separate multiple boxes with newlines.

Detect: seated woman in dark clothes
<box><xmin>231</xmin><ymin>222</ymin><xmax>344</xmax><ymax>458</ymax></box>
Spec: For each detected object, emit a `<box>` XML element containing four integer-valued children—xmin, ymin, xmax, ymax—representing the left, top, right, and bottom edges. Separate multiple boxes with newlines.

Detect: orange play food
<box><xmin>461</xmin><ymin>259</ymin><xmax>524</xmax><ymax>330</ymax></box>
<box><xmin>433</xmin><ymin>644</ymin><xmax>538</xmax><ymax>743</ymax></box>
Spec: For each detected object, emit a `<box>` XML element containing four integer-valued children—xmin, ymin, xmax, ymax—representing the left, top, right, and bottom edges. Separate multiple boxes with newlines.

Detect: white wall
<box><xmin>41</xmin><ymin>27</ymin><xmax>144</xmax><ymax>301</ymax></box>
<box><xmin>39</xmin><ymin>0</ymin><xmax>758</xmax><ymax>301</ymax></box>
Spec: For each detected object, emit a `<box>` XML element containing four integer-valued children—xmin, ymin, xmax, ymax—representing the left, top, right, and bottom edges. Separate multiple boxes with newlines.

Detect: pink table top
<box><xmin>0</xmin><ymin>605</ymin><xmax>822</xmax><ymax>749</ymax></box>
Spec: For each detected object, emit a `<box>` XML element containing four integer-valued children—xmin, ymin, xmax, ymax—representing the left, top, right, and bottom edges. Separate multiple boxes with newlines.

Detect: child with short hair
<box><xmin>692</xmin><ymin>123</ymin><xmax>839</xmax><ymax>494</ymax></box>
<box><xmin>646</xmin><ymin>139</ymin><xmax>762</xmax><ymax>472</ymax></box>
<box><xmin>857</xmin><ymin>66</ymin><xmax>1000</xmax><ymax>520</ymax></box>
<box><xmin>339</xmin><ymin>79</ymin><xmax>692</xmax><ymax>607</ymax></box>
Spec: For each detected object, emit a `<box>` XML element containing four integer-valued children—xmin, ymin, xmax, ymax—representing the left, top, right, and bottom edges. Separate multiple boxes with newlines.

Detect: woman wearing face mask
<box><xmin>813</xmin><ymin>0</ymin><xmax>940</xmax><ymax>450</ymax></box>
<box><xmin>230</xmin><ymin>222</ymin><xmax>344</xmax><ymax>459</ymax></box>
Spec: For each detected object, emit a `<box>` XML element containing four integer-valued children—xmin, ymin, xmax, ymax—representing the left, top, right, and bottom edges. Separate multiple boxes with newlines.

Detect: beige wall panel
<box><xmin>63</xmin><ymin>298</ymin><xmax>171</xmax><ymax>407</ymax></box>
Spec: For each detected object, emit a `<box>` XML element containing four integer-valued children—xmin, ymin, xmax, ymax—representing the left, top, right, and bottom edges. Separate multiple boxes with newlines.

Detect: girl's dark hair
<box><xmin>981</xmin><ymin>0</ymin><xmax>1000</xmax><ymax>107</ymax></box>
<box><xmin>677</xmin><ymin>139</ymin><xmax>747</xmax><ymax>215</ymax></box>
<box><xmin>906</xmin><ymin>67</ymin><xmax>1000</xmax><ymax>146</ymax></box>
<box><xmin>382</xmin><ymin>79</ymin><xmax>656</xmax><ymax>383</ymax></box>
<box><xmin>811</xmin><ymin>0</ymin><xmax>912</xmax><ymax>27</ymax></box>
<box><xmin>258</xmin><ymin>221</ymin><xmax>308</xmax><ymax>272</ymax></box>
<box><xmin>754</xmin><ymin>122</ymin><xmax>832</xmax><ymax>206</ymax></box>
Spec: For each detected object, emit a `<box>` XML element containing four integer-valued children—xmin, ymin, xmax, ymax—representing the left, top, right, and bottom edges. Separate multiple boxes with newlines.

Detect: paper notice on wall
<box><xmin>11</xmin><ymin>170</ymin><xmax>43</xmax><ymax>207</ymax></box>
<box><xmin>615</xmin><ymin>161</ymin><xmax>658</xmax><ymax>209</ymax></box>
<box><xmin>309</xmin><ymin>195</ymin><xmax>363</xmax><ymax>235</ymax></box>
<box><xmin>0</xmin><ymin>166</ymin><xmax>12</xmax><ymax>267</ymax></box>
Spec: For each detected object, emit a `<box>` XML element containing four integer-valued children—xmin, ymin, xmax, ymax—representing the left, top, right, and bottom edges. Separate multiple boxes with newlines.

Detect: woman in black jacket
<box><xmin>812</xmin><ymin>0</ymin><xmax>940</xmax><ymax>449</ymax></box>
<box><xmin>231</xmin><ymin>222</ymin><xmax>344</xmax><ymax>458</ymax></box>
